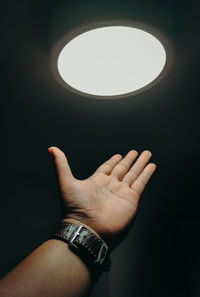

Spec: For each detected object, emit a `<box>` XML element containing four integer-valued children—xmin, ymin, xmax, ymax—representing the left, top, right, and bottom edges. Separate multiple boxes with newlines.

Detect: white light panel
<box><xmin>57</xmin><ymin>26</ymin><xmax>166</xmax><ymax>97</ymax></box>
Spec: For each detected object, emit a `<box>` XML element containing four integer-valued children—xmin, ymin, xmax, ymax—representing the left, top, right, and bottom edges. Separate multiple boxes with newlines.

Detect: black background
<box><xmin>0</xmin><ymin>1</ymin><xmax>200</xmax><ymax>296</ymax></box>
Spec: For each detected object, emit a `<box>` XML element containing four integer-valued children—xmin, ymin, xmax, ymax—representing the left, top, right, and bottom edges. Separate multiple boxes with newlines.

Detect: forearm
<box><xmin>0</xmin><ymin>239</ymin><xmax>91</xmax><ymax>297</ymax></box>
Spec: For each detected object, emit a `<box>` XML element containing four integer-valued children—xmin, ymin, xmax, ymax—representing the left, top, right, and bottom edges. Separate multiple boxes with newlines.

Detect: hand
<box><xmin>49</xmin><ymin>147</ymin><xmax>156</xmax><ymax>249</ymax></box>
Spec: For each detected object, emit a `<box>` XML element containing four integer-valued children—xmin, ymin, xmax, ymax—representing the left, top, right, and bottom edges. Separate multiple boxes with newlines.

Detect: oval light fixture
<box><xmin>50</xmin><ymin>20</ymin><xmax>173</xmax><ymax>99</ymax></box>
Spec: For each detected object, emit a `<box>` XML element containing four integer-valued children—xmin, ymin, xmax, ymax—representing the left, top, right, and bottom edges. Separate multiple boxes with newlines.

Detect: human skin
<box><xmin>0</xmin><ymin>147</ymin><xmax>156</xmax><ymax>297</ymax></box>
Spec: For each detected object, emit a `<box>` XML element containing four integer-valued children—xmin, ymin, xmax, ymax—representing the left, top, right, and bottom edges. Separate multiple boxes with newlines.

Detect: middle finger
<box><xmin>111</xmin><ymin>150</ymin><xmax>138</xmax><ymax>180</ymax></box>
<box><xmin>122</xmin><ymin>150</ymin><xmax>152</xmax><ymax>185</ymax></box>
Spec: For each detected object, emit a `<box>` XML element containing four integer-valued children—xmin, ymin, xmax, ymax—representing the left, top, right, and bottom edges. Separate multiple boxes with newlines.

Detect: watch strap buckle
<box><xmin>68</xmin><ymin>225</ymin><xmax>83</xmax><ymax>250</ymax></box>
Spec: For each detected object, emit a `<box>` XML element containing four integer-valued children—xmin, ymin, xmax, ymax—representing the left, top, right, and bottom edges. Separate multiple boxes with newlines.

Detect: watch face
<box><xmin>97</xmin><ymin>243</ymin><xmax>108</xmax><ymax>264</ymax></box>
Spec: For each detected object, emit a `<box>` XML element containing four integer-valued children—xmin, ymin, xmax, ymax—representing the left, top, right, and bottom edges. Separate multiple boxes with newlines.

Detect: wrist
<box><xmin>50</xmin><ymin>219</ymin><xmax>111</xmax><ymax>278</ymax></box>
<box><xmin>61</xmin><ymin>218</ymin><xmax>102</xmax><ymax>240</ymax></box>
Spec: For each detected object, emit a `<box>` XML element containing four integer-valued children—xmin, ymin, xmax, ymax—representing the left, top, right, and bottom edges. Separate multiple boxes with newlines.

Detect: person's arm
<box><xmin>0</xmin><ymin>147</ymin><xmax>157</xmax><ymax>297</ymax></box>
<box><xmin>0</xmin><ymin>237</ymin><xmax>91</xmax><ymax>297</ymax></box>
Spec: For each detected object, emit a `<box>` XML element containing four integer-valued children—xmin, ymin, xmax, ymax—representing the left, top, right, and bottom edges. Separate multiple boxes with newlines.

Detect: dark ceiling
<box><xmin>0</xmin><ymin>1</ymin><xmax>200</xmax><ymax>296</ymax></box>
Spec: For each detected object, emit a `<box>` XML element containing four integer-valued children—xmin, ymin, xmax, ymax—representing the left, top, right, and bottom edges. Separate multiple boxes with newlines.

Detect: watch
<box><xmin>49</xmin><ymin>223</ymin><xmax>111</xmax><ymax>273</ymax></box>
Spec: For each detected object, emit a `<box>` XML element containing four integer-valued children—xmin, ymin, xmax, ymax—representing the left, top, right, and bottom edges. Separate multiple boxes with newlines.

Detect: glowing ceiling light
<box><xmin>51</xmin><ymin>22</ymin><xmax>173</xmax><ymax>99</ymax></box>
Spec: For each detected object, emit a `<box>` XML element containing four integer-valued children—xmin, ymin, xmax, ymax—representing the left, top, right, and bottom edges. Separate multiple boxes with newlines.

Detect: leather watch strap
<box><xmin>49</xmin><ymin>223</ymin><xmax>111</xmax><ymax>272</ymax></box>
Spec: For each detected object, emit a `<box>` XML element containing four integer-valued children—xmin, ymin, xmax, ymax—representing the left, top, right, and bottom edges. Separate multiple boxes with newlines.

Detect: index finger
<box><xmin>93</xmin><ymin>154</ymin><xmax>123</xmax><ymax>175</ymax></box>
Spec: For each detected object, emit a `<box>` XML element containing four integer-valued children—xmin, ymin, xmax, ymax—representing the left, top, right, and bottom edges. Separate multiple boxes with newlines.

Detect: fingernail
<box><xmin>48</xmin><ymin>147</ymin><xmax>53</xmax><ymax>154</ymax></box>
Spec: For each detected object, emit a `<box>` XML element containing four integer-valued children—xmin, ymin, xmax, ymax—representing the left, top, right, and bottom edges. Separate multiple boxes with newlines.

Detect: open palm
<box><xmin>49</xmin><ymin>147</ymin><xmax>156</xmax><ymax>246</ymax></box>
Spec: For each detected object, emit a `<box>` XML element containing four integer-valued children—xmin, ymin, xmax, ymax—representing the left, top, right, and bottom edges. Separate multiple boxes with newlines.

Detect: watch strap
<box><xmin>49</xmin><ymin>223</ymin><xmax>111</xmax><ymax>272</ymax></box>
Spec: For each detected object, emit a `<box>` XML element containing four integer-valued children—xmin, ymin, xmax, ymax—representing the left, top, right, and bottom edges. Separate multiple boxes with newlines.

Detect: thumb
<box><xmin>48</xmin><ymin>146</ymin><xmax>74</xmax><ymax>184</ymax></box>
